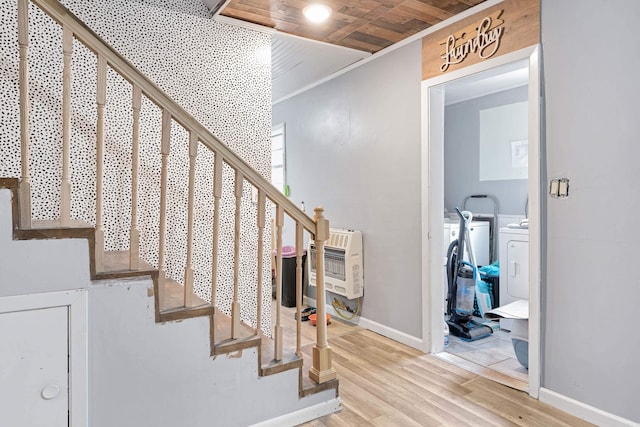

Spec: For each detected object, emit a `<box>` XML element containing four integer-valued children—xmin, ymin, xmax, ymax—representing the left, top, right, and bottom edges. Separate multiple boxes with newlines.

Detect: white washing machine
<box><xmin>443</xmin><ymin>220</ymin><xmax>490</xmax><ymax>266</ymax></box>
<box><xmin>499</xmin><ymin>226</ymin><xmax>529</xmax><ymax>330</ymax></box>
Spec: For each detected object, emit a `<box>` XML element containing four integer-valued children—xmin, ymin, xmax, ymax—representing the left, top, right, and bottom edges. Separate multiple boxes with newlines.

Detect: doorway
<box><xmin>420</xmin><ymin>46</ymin><xmax>542</xmax><ymax>398</ymax></box>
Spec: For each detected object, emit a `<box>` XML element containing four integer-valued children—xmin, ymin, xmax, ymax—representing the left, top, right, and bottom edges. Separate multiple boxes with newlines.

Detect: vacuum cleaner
<box><xmin>445</xmin><ymin>208</ymin><xmax>493</xmax><ymax>342</ymax></box>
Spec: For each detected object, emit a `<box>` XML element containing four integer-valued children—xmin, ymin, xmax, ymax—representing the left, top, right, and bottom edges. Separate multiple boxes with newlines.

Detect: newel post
<box><xmin>309</xmin><ymin>206</ymin><xmax>337</xmax><ymax>384</ymax></box>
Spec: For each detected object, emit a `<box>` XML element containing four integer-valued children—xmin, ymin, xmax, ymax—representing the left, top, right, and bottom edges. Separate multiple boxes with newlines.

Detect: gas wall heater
<box><xmin>308</xmin><ymin>228</ymin><xmax>363</xmax><ymax>299</ymax></box>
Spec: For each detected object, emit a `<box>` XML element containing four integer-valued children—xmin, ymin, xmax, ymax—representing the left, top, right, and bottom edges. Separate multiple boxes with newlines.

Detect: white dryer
<box><xmin>499</xmin><ymin>226</ymin><xmax>529</xmax><ymax>330</ymax></box>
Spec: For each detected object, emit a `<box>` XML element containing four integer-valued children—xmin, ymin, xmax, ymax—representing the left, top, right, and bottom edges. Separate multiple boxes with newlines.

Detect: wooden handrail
<box><xmin>31</xmin><ymin>0</ymin><xmax>316</xmax><ymax>234</ymax></box>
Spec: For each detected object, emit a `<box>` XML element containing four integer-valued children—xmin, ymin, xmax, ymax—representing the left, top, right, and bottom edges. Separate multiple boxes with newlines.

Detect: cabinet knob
<box><xmin>41</xmin><ymin>384</ymin><xmax>60</xmax><ymax>400</ymax></box>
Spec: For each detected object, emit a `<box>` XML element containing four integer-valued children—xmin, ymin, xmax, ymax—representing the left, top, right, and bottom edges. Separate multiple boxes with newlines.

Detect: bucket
<box><xmin>308</xmin><ymin>313</ymin><xmax>331</xmax><ymax>326</ymax></box>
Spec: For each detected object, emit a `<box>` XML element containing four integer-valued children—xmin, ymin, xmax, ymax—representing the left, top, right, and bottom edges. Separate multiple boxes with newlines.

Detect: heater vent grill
<box><xmin>309</xmin><ymin>229</ymin><xmax>363</xmax><ymax>299</ymax></box>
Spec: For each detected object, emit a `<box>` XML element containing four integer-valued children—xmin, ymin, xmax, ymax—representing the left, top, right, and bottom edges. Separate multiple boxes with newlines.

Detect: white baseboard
<box><xmin>251</xmin><ymin>398</ymin><xmax>341</xmax><ymax>427</ymax></box>
<box><xmin>539</xmin><ymin>388</ymin><xmax>638</xmax><ymax>427</ymax></box>
<box><xmin>304</xmin><ymin>296</ymin><xmax>423</xmax><ymax>351</ymax></box>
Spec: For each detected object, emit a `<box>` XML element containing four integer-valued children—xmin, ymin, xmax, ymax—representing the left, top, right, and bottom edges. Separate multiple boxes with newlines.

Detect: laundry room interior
<box><xmin>441</xmin><ymin>59</ymin><xmax>531</xmax><ymax>387</ymax></box>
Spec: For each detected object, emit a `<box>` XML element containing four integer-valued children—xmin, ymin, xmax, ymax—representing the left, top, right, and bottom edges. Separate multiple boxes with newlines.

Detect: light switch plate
<box><xmin>550</xmin><ymin>178</ymin><xmax>570</xmax><ymax>198</ymax></box>
<box><xmin>549</xmin><ymin>179</ymin><xmax>559</xmax><ymax>197</ymax></box>
<box><xmin>558</xmin><ymin>178</ymin><xmax>569</xmax><ymax>197</ymax></box>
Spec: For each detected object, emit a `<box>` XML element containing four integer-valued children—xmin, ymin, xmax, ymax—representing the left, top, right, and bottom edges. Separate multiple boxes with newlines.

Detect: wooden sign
<box><xmin>440</xmin><ymin>10</ymin><xmax>505</xmax><ymax>72</ymax></box>
<box><xmin>422</xmin><ymin>0</ymin><xmax>539</xmax><ymax>80</ymax></box>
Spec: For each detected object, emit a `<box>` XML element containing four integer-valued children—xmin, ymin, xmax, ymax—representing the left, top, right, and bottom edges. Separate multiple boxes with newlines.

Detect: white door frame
<box><xmin>0</xmin><ymin>289</ymin><xmax>88</xmax><ymax>425</ymax></box>
<box><xmin>420</xmin><ymin>45</ymin><xmax>542</xmax><ymax>398</ymax></box>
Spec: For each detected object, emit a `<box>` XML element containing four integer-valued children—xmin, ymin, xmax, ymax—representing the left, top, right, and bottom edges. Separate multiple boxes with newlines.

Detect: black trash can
<box><xmin>273</xmin><ymin>246</ymin><xmax>307</xmax><ymax>307</ymax></box>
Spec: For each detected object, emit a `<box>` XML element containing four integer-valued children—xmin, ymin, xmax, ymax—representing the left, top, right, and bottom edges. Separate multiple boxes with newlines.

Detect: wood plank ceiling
<box><xmin>220</xmin><ymin>0</ymin><xmax>487</xmax><ymax>53</ymax></box>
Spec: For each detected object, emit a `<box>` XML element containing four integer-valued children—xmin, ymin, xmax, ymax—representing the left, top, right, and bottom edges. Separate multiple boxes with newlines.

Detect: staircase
<box><xmin>1</xmin><ymin>0</ymin><xmax>338</xmax><ymax>424</ymax></box>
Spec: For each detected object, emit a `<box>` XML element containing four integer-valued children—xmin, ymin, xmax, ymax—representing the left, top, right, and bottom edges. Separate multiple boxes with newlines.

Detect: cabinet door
<box><xmin>0</xmin><ymin>306</ymin><xmax>69</xmax><ymax>426</ymax></box>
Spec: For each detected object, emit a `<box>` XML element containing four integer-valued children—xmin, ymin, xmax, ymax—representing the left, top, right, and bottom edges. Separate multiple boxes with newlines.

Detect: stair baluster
<box><xmin>231</xmin><ymin>170</ymin><xmax>243</xmax><ymax>338</ymax></box>
<box><xmin>157</xmin><ymin>109</ymin><xmax>171</xmax><ymax>309</ymax></box>
<box><xmin>129</xmin><ymin>85</ymin><xmax>141</xmax><ymax>269</ymax></box>
<box><xmin>256</xmin><ymin>190</ymin><xmax>266</xmax><ymax>335</ymax></box>
<box><xmin>274</xmin><ymin>205</ymin><xmax>284</xmax><ymax>361</ymax></box>
<box><xmin>17</xmin><ymin>0</ymin><xmax>31</xmax><ymax>229</ymax></box>
<box><xmin>184</xmin><ymin>131</ymin><xmax>197</xmax><ymax>307</ymax></box>
<box><xmin>210</xmin><ymin>153</ymin><xmax>223</xmax><ymax>340</ymax></box>
<box><xmin>295</xmin><ymin>221</ymin><xmax>304</xmax><ymax>357</ymax></box>
<box><xmin>94</xmin><ymin>54</ymin><xmax>106</xmax><ymax>272</ymax></box>
<box><xmin>60</xmin><ymin>25</ymin><xmax>72</xmax><ymax>226</ymax></box>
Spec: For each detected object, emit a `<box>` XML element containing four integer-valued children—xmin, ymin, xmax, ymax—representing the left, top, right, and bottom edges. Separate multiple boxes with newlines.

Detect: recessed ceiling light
<box><xmin>303</xmin><ymin>4</ymin><xmax>332</xmax><ymax>24</ymax></box>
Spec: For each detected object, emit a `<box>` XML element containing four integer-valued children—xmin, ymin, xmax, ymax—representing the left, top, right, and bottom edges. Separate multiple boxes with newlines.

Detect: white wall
<box><xmin>444</xmin><ymin>86</ymin><xmax>529</xmax><ymax>215</ymax></box>
<box><xmin>273</xmin><ymin>41</ymin><xmax>424</xmax><ymax>339</ymax></box>
<box><xmin>274</xmin><ymin>0</ymin><xmax>640</xmax><ymax>422</ymax></box>
<box><xmin>541</xmin><ymin>0</ymin><xmax>640</xmax><ymax>422</ymax></box>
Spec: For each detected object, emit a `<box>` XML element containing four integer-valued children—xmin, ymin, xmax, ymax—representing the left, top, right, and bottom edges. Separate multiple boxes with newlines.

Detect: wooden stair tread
<box><xmin>100</xmin><ymin>250</ymin><xmax>212</xmax><ymax>315</ymax></box>
<box><xmin>213</xmin><ymin>311</ymin><xmax>261</xmax><ymax>354</ymax></box>
<box><xmin>157</xmin><ymin>276</ymin><xmax>214</xmax><ymax>322</ymax></box>
<box><xmin>31</xmin><ymin>219</ymin><xmax>93</xmax><ymax>229</ymax></box>
<box><xmin>161</xmin><ymin>276</ymin><xmax>208</xmax><ymax>308</ymax></box>
<box><xmin>103</xmin><ymin>250</ymin><xmax>154</xmax><ymax>273</ymax></box>
<box><xmin>99</xmin><ymin>251</ymin><xmax>214</xmax><ymax>322</ymax></box>
<box><xmin>15</xmin><ymin>219</ymin><xmax>94</xmax><ymax>241</ymax></box>
<box><xmin>259</xmin><ymin>334</ymin><xmax>302</xmax><ymax>376</ymax></box>
<box><xmin>96</xmin><ymin>250</ymin><xmax>156</xmax><ymax>281</ymax></box>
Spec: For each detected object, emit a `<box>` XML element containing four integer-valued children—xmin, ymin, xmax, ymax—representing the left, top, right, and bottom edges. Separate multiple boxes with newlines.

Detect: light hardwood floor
<box><xmin>294</xmin><ymin>318</ymin><xmax>593</xmax><ymax>426</ymax></box>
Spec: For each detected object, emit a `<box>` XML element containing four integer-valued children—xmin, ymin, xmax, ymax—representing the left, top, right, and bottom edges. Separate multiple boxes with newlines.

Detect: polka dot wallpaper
<box><xmin>0</xmin><ymin>0</ymin><xmax>273</xmax><ymax>334</ymax></box>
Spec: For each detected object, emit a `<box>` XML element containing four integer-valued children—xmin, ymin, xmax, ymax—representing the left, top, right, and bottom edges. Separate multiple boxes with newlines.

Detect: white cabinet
<box><xmin>0</xmin><ymin>306</ymin><xmax>69</xmax><ymax>426</ymax></box>
<box><xmin>0</xmin><ymin>290</ymin><xmax>86</xmax><ymax>426</ymax></box>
